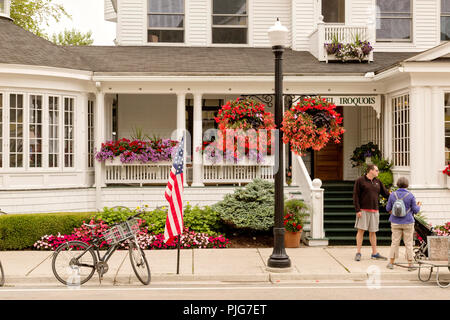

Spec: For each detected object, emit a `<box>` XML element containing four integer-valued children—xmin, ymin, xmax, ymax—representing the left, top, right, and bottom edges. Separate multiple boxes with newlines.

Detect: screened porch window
<box><xmin>442</xmin><ymin>0</ymin><xmax>450</xmax><ymax>41</ymax></box>
<box><xmin>147</xmin><ymin>0</ymin><xmax>184</xmax><ymax>43</ymax></box>
<box><xmin>29</xmin><ymin>95</ymin><xmax>43</xmax><ymax>168</ymax></box>
<box><xmin>376</xmin><ymin>0</ymin><xmax>412</xmax><ymax>41</ymax></box>
<box><xmin>88</xmin><ymin>100</ymin><xmax>94</xmax><ymax>168</ymax></box>
<box><xmin>445</xmin><ymin>93</ymin><xmax>450</xmax><ymax>164</ymax></box>
<box><xmin>212</xmin><ymin>0</ymin><xmax>248</xmax><ymax>44</ymax></box>
<box><xmin>10</xmin><ymin>94</ymin><xmax>23</xmax><ymax>168</ymax></box>
<box><xmin>64</xmin><ymin>97</ymin><xmax>74</xmax><ymax>168</ymax></box>
<box><xmin>392</xmin><ymin>94</ymin><xmax>410</xmax><ymax>167</ymax></box>
<box><xmin>49</xmin><ymin>96</ymin><xmax>59</xmax><ymax>168</ymax></box>
<box><xmin>0</xmin><ymin>94</ymin><xmax>2</xmax><ymax>168</ymax></box>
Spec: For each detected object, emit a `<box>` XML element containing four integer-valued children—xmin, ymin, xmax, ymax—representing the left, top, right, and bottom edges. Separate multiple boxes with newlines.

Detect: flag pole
<box><xmin>177</xmin><ymin>234</ymin><xmax>181</xmax><ymax>274</ymax></box>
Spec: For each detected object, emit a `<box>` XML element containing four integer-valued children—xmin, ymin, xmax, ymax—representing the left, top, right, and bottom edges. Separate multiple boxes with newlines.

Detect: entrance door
<box><xmin>313</xmin><ymin>106</ymin><xmax>344</xmax><ymax>181</ymax></box>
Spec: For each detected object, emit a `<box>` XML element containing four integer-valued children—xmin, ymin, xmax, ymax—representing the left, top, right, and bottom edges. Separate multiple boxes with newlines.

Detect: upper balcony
<box><xmin>308</xmin><ymin>16</ymin><xmax>376</xmax><ymax>63</ymax></box>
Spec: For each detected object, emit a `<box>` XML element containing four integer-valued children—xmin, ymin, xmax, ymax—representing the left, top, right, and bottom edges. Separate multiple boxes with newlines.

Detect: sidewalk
<box><xmin>1</xmin><ymin>246</ymin><xmax>448</xmax><ymax>286</ymax></box>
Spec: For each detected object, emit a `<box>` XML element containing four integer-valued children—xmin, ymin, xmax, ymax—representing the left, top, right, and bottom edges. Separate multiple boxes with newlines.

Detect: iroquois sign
<box><xmin>321</xmin><ymin>95</ymin><xmax>381</xmax><ymax>118</ymax></box>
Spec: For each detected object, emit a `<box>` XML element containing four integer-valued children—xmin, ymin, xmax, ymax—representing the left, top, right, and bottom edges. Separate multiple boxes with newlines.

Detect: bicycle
<box><xmin>0</xmin><ymin>209</ymin><xmax>6</xmax><ymax>287</ymax></box>
<box><xmin>51</xmin><ymin>211</ymin><xmax>151</xmax><ymax>286</ymax></box>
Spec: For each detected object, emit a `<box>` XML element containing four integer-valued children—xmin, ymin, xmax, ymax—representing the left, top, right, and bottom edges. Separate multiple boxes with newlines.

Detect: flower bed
<box><xmin>95</xmin><ymin>138</ymin><xmax>178</xmax><ymax>164</ymax></box>
<box><xmin>281</xmin><ymin>97</ymin><xmax>345</xmax><ymax>156</ymax></box>
<box><xmin>33</xmin><ymin>219</ymin><xmax>229</xmax><ymax>250</ymax></box>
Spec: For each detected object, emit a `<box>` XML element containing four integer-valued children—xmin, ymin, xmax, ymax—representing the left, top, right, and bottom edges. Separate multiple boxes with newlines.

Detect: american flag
<box><xmin>164</xmin><ymin>136</ymin><xmax>185</xmax><ymax>243</ymax></box>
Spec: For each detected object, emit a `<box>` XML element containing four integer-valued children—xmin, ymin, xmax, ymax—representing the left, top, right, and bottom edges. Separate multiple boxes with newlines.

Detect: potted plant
<box><xmin>283</xmin><ymin>199</ymin><xmax>309</xmax><ymax>248</ymax></box>
<box><xmin>281</xmin><ymin>97</ymin><xmax>345</xmax><ymax>156</ymax></box>
<box><xmin>350</xmin><ymin>142</ymin><xmax>382</xmax><ymax>168</ymax></box>
<box><xmin>443</xmin><ymin>164</ymin><xmax>450</xmax><ymax>189</ymax></box>
<box><xmin>428</xmin><ymin>222</ymin><xmax>450</xmax><ymax>261</ymax></box>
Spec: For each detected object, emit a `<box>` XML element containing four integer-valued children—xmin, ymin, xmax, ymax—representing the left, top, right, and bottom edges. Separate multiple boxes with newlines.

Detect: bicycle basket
<box><xmin>103</xmin><ymin>218</ymin><xmax>140</xmax><ymax>245</ymax></box>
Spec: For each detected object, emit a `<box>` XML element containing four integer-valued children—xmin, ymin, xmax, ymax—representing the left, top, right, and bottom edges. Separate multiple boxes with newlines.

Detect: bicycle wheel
<box><xmin>129</xmin><ymin>241</ymin><xmax>151</xmax><ymax>285</ymax></box>
<box><xmin>0</xmin><ymin>260</ymin><xmax>4</xmax><ymax>287</ymax></box>
<box><xmin>52</xmin><ymin>241</ymin><xmax>97</xmax><ymax>286</ymax></box>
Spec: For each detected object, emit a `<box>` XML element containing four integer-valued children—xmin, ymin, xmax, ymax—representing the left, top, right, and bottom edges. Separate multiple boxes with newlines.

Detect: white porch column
<box><xmin>78</xmin><ymin>93</ymin><xmax>89</xmax><ymax>186</ymax></box>
<box><xmin>192</xmin><ymin>93</ymin><xmax>204</xmax><ymax>186</ymax></box>
<box><xmin>176</xmin><ymin>92</ymin><xmax>188</xmax><ymax>187</ymax></box>
<box><xmin>95</xmin><ymin>90</ymin><xmax>106</xmax><ymax>209</ymax></box>
<box><xmin>432</xmin><ymin>87</ymin><xmax>446</xmax><ymax>187</ymax></box>
<box><xmin>409</xmin><ymin>87</ymin><xmax>426</xmax><ymax>188</ymax></box>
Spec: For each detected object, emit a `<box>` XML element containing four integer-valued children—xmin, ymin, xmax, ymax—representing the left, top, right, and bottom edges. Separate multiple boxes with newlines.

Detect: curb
<box><xmin>2</xmin><ymin>272</ymin><xmax>430</xmax><ymax>286</ymax></box>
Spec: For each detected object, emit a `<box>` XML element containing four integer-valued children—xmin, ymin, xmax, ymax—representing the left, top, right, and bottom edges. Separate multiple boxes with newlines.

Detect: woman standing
<box><xmin>385</xmin><ymin>177</ymin><xmax>421</xmax><ymax>271</ymax></box>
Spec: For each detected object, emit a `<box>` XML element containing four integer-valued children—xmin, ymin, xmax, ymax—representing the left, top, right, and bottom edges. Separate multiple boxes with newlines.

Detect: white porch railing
<box><xmin>308</xmin><ymin>16</ymin><xmax>375</xmax><ymax>63</ymax></box>
<box><xmin>291</xmin><ymin>153</ymin><xmax>328</xmax><ymax>246</ymax></box>
<box><xmin>105</xmin><ymin>161</ymin><xmax>172</xmax><ymax>186</ymax></box>
<box><xmin>203</xmin><ymin>165</ymin><xmax>273</xmax><ymax>185</ymax></box>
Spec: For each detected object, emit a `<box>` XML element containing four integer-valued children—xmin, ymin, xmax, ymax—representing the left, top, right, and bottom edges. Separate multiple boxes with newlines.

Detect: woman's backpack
<box><xmin>392</xmin><ymin>191</ymin><xmax>411</xmax><ymax>217</ymax></box>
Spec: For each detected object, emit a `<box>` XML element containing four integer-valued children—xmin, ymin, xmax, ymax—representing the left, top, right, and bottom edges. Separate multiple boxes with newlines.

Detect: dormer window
<box><xmin>212</xmin><ymin>0</ymin><xmax>248</xmax><ymax>44</ymax></box>
<box><xmin>322</xmin><ymin>0</ymin><xmax>345</xmax><ymax>23</ymax></box>
<box><xmin>147</xmin><ymin>0</ymin><xmax>185</xmax><ymax>43</ymax></box>
<box><xmin>442</xmin><ymin>0</ymin><xmax>450</xmax><ymax>41</ymax></box>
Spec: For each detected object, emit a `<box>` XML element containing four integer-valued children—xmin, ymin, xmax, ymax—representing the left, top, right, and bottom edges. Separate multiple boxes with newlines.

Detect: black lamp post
<box><xmin>267</xmin><ymin>18</ymin><xmax>291</xmax><ymax>269</ymax></box>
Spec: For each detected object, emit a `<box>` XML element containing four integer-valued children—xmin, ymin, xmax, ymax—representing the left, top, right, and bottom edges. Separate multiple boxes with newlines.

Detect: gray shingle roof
<box><xmin>0</xmin><ymin>16</ymin><xmax>417</xmax><ymax>75</ymax></box>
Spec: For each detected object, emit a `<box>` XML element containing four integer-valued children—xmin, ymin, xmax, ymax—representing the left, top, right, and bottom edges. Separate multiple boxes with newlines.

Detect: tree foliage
<box><xmin>51</xmin><ymin>28</ymin><xmax>94</xmax><ymax>46</ymax></box>
<box><xmin>10</xmin><ymin>0</ymin><xmax>93</xmax><ymax>45</ymax></box>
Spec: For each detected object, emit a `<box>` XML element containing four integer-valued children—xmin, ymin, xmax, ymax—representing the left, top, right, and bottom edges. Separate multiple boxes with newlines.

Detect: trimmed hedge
<box><xmin>0</xmin><ymin>212</ymin><xmax>94</xmax><ymax>250</ymax></box>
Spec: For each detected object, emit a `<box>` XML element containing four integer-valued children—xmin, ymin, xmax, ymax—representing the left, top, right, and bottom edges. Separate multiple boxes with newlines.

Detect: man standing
<box><xmin>353</xmin><ymin>164</ymin><xmax>390</xmax><ymax>261</ymax></box>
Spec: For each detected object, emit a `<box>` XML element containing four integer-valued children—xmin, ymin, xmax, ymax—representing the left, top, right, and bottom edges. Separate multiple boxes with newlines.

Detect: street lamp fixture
<box><xmin>267</xmin><ymin>18</ymin><xmax>291</xmax><ymax>269</ymax></box>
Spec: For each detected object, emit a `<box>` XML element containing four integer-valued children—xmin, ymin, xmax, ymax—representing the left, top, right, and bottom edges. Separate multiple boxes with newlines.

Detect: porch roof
<box><xmin>66</xmin><ymin>46</ymin><xmax>415</xmax><ymax>76</ymax></box>
<box><xmin>0</xmin><ymin>16</ymin><xmax>420</xmax><ymax>76</ymax></box>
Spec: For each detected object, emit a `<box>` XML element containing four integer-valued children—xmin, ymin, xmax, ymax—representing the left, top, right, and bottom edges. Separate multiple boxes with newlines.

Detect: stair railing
<box><xmin>291</xmin><ymin>153</ymin><xmax>327</xmax><ymax>245</ymax></box>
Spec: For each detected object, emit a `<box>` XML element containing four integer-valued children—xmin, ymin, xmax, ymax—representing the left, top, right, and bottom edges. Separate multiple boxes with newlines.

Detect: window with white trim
<box><xmin>442</xmin><ymin>0</ymin><xmax>450</xmax><ymax>41</ymax></box>
<box><xmin>0</xmin><ymin>93</ymin><xmax>2</xmax><ymax>168</ymax></box>
<box><xmin>88</xmin><ymin>100</ymin><xmax>94</xmax><ymax>168</ymax></box>
<box><xmin>9</xmin><ymin>94</ymin><xmax>24</xmax><ymax>168</ymax></box>
<box><xmin>29</xmin><ymin>95</ymin><xmax>43</xmax><ymax>168</ymax></box>
<box><xmin>64</xmin><ymin>97</ymin><xmax>74</xmax><ymax>168</ymax></box>
<box><xmin>445</xmin><ymin>93</ymin><xmax>450</xmax><ymax>164</ymax></box>
<box><xmin>376</xmin><ymin>0</ymin><xmax>412</xmax><ymax>41</ymax></box>
<box><xmin>147</xmin><ymin>0</ymin><xmax>184</xmax><ymax>43</ymax></box>
<box><xmin>0</xmin><ymin>0</ymin><xmax>5</xmax><ymax>14</ymax></box>
<box><xmin>212</xmin><ymin>0</ymin><xmax>248</xmax><ymax>44</ymax></box>
<box><xmin>48</xmin><ymin>96</ymin><xmax>59</xmax><ymax>168</ymax></box>
<box><xmin>392</xmin><ymin>94</ymin><xmax>410</xmax><ymax>167</ymax></box>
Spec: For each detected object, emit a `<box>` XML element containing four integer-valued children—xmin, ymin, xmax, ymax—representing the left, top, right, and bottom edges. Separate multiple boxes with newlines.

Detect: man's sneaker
<box><xmin>355</xmin><ymin>253</ymin><xmax>361</xmax><ymax>261</ymax></box>
<box><xmin>386</xmin><ymin>263</ymin><xmax>394</xmax><ymax>269</ymax></box>
<box><xmin>371</xmin><ymin>253</ymin><xmax>387</xmax><ymax>261</ymax></box>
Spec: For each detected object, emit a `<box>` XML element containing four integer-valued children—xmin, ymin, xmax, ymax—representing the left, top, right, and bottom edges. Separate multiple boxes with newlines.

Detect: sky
<box><xmin>43</xmin><ymin>0</ymin><xmax>116</xmax><ymax>45</ymax></box>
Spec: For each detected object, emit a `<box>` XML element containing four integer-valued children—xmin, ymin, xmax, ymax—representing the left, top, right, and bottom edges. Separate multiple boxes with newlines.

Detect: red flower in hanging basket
<box><xmin>281</xmin><ymin>97</ymin><xmax>345</xmax><ymax>156</ymax></box>
<box><xmin>443</xmin><ymin>164</ymin><xmax>450</xmax><ymax>177</ymax></box>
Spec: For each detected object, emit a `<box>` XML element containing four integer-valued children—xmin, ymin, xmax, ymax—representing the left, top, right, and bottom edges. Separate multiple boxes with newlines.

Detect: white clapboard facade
<box><xmin>1</xmin><ymin>0</ymin><xmax>450</xmax><ymax>242</ymax></box>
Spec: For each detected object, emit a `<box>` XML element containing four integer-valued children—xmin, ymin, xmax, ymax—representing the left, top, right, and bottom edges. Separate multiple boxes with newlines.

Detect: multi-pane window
<box><xmin>49</xmin><ymin>96</ymin><xmax>59</xmax><ymax>168</ymax></box>
<box><xmin>9</xmin><ymin>94</ymin><xmax>24</xmax><ymax>168</ymax></box>
<box><xmin>147</xmin><ymin>0</ymin><xmax>184</xmax><ymax>43</ymax></box>
<box><xmin>392</xmin><ymin>94</ymin><xmax>410</xmax><ymax>167</ymax></box>
<box><xmin>376</xmin><ymin>0</ymin><xmax>412</xmax><ymax>41</ymax></box>
<box><xmin>212</xmin><ymin>0</ymin><xmax>248</xmax><ymax>44</ymax></box>
<box><xmin>0</xmin><ymin>94</ymin><xmax>2</xmax><ymax>168</ymax></box>
<box><xmin>442</xmin><ymin>0</ymin><xmax>450</xmax><ymax>41</ymax></box>
<box><xmin>64</xmin><ymin>97</ymin><xmax>74</xmax><ymax>168</ymax></box>
<box><xmin>29</xmin><ymin>95</ymin><xmax>42</xmax><ymax>168</ymax></box>
<box><xmin>445</xmin><ymin>93</ymin><xmax>450</xmax><ymax>164</ymax></box>
<box><xmin>88</xmin><ymin>100</ymin><xmax>95</xmax><ymax>168</ymax></box>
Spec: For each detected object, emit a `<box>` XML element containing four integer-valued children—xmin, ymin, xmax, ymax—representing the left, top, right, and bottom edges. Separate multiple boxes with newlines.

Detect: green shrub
<box><xmin>378</xmin><ymin>171</ymin><xmax>393</xmax><ymax>188</ymax></box>
<box><xmin>213</xmin><ymin>179</ymin><xmax>275</xmax><ymax>232</ymax></box>
<box><xmin>94</xmin><ymin>205</ymin><xmax>222</xmax><ymax>236</ymax></box>
<box><xmin>0</xmin><ymin>212</ymin><xmax>93</xmax><ymax>250</ymax></box>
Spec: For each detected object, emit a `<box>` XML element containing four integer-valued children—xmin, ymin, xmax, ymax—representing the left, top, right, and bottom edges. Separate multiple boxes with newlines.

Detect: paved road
<box><xmin>0</xmin><ymin>281</ymin><xmax>448</xmax><ymax>300</ymax></box>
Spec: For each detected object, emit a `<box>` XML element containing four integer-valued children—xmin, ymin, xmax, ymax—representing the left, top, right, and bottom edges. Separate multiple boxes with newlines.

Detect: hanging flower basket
<box><xmin>202</xmin><ymin>98</ymin><xmax>276</xmax><ymax>165</ymax></box>
<box><xmin>281</xmin><ymin>97</ymin><xmax>345</xmax><ymax>156</ymax></box>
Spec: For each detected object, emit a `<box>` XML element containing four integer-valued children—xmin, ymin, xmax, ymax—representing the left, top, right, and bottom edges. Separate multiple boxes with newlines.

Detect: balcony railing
<box><xmin>309</xmin><ymin>16</ymin><xmax>375</xmax><ymax>63</ymax></box>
